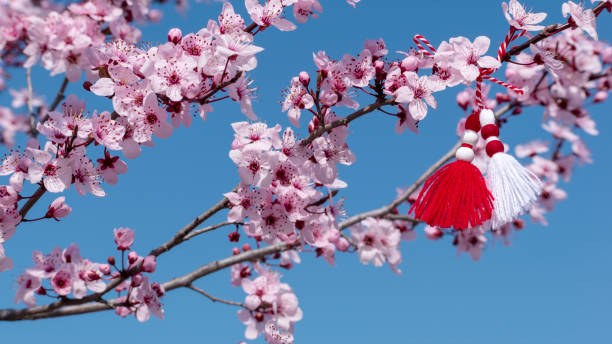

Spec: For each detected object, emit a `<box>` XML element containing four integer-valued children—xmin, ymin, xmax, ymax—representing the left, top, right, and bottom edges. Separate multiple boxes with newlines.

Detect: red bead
<box><xmin>481</xmin><ymin>124</ymin><xmax>499</xmax><ymax>139</ymax></box>
<box><xmin>465</xmin><ymin>112</ymin><xmax>481</xmax><ymax>132</ymax></box>
<box><xmin>486</xmin><ymin>140</ymin><xmax>504</xmax><ymax>157</ymax></box>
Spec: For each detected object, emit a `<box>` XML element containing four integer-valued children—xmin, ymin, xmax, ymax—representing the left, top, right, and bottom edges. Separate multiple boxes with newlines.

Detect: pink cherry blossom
<box><xmin>502</xmin><ymin>0</ymin><xmax>548</xmax><ymax>31</ymax></box>
<box><xmin>133</xmin><ymin>93</ymin><xmax>173</xmax><ymax>141</ymax></box>
<box><xmin>450</xmin><ymin>36</ymin><xmax>502</xmax><ymax>82</ymax></box>
<box><xmin>231</xmin><ymin>148</ymin><xmax>277</xmax><ymax>187</ymax></box>
<box><xmin>91</xmin><ymin>111</ymin><xmax>125</xmax><ymax>150</ymax></box>
<box><xmin>350</xmin><ymin>218</ymin><xmax>402</xmax><ymax>273</ymax></box>
<box><xmin>394</xmin><ymin>105</ymin><xmax>420</xmax><ymax>134</ymax></box>
<box><xmin>0</xmin><ymin>244</ymin><xmax>13</xmax><ymax>272</ymax></box>
<box><xmin>114</xmin><ymin>227</ymin><xmax>135</xmax><ymax>250</ymax></box>
<box><xmin>282</xmin><ymin>76</ymin><xmax>314</xmax><ymax>127</ymax></box>
<box><xmin>563</xmin><ymin>1</ymin><xmax>598</xmax><ymax>40</ymax></box>
<box><xmin>228</xmin><ymin>75</ymin><xmax>258</xmax><ymax>120</ymax></box>
<box><xmin>46</xmin><ymin>197</ymin><xmax>72</xmax><ymax>220</ymax></box>
<box><xmin>132</xmin><ymin>276</ymin><xmax>164</xmax><ymax>322</ymax></box>
<box><xmin>515</xmin><ymin>140</ymin><xmax>549</xmax><ymax>158</ymax></box>
<box><xmin>455</xmin><ymin>227</ymin><xmax>487</xmax><ymax>261</ymax></box>
<box><xmin>51</xmin><ymin>270</ymin><xmax>72</xmax><ymax>296</ymax></box>
<box><xmin>14</xmin><ymin>273</ymin><xmax>41</xmax><ymax>307</ymax></box>
<box><xmin>394</xmin><ymin>72</ymin><xmax>443</xmax><ymax>120</ymax></box>
<box><xmin>293</xmin><ymin>0</ymin><xmax>322</xmax><ymax>23</ymax></box>
<box><xmin>540</xmin><ymin>181</ymin><xmax>568</xmax><ymax>211</ymax></box>
<box><xmin>96</xmin><ymin>151</ymin><xmax>128</xmax><ymax>186</ymax></box>
<box><xmin>264</xmin><ymin>322</ymin><xmax>294</xmax><ymax>344</ymax></box>
<box><xmin>245</xmin><ymin>0</ymin><xmax>297</xmax><ymax>32</ymax></box>
<box><xmin>225</xmin><ymin>186</ymin><xmax>265</xmax><ymax>223</ymax></box>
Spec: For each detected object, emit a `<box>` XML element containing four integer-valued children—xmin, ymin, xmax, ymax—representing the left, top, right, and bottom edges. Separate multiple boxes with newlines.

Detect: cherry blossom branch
<box><xmin>502</xmin><ymin>2</ymin><xmax>609</xmax><ymax>62</ymax></box>
<box><xmin>300</xmin><ymin>97</ymin><xmax>396</xmax><ymax>146</ymax></box>
<box><xmin>186</xmin><ymin>285</ymin><xmax>245</xmax><ymax>308</ymax></box>
<box><xmin>0</xmin><ymin>241</ymin><xmax>296</xmax><ymax>320</ymax></box>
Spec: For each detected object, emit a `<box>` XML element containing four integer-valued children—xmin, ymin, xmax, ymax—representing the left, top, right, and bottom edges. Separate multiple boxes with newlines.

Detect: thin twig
<box><xmin>26</xmin><ymin>68</ymin><xmax>37</xmax><ymax>136</ymax></box>
<box><xmin>183</xmin><ymin>221</ymin><xmax>237</xmax><ymax>241</ymax></box>
<box><xmin>187</xmin><ymin>285</ymin><xmax>244</xmax><ymax>308</ymax></box>
<box><xmin>43</xmin><ymin>78</ymin><xmax>69</xmax><ymax>120</ymax></box>
<box><xmin>148</xmin><ymin>188</ymin><xmax>235</xmax><ymax>257</ymax></box>
<box><xmin>384</xmin><ymin>214</ymin><xmax>419</xmax><ymax>223</ymax></box>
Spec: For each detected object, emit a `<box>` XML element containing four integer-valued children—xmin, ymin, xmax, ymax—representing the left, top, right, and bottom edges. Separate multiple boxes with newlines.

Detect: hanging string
<box><xmin>413</xmin><ymin>34</ymin><xmax>436</xmax><ymax>56</ymax></box>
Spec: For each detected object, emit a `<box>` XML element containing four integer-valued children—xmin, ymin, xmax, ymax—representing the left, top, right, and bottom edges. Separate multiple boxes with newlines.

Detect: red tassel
<box><xmin>410</xmin><ymin>160</ymin><xmax>493</xmax><ymax>230</ymax></box>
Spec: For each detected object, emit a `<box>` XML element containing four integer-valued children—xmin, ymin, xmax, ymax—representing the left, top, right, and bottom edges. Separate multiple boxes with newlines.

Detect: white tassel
<box><xmin>485</xmin><ymin>153</ymin><xmax>542</xmax><ymax>229</ymax></box>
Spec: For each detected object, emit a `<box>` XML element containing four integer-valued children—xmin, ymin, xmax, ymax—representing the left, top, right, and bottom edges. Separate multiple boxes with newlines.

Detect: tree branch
<box><xmin>300</xmin><ymin>98</ymin><xmax>396</xmax><ymax>146</ymax></box>
<box><xmin>148</xmin><ymin>186</ymin><xmax>234</xmax><ymax>257</ymax></box>
<box><xmin>183</xmin><ymin>221</ymin><xmax>238</xmax><ymax>241</ymax></box>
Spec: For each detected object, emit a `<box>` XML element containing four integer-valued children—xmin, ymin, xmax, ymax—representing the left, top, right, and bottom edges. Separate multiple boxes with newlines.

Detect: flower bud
<box><xmin>374</xmin><ymin>60</ymin><xmax>385</xmax><ymax>72</ymax></box>
<box><xmin>400</xmin><ymin>55</ymin><xmax>419</xmax><ymax>72</ymax></box>
<box><xmin>335</xmin><ymin>237</ymin><xmax>350</xmax><ymax>252</ymax></box>
<box><xmin>298</xmin><ymin>71</ymin><xmax>310</xmax><ymax>87</ymax></box>
<box><xmin>131</xmin><ymin>273</ymin><xmax>143</xmax><ymax>287</ymax></box>
<box><xmin>424</xmin><ymin>226</ymin><xmax>443</xmax><ymax>240</ymax></box>
<box><xmin>127</xmin><ymin>251</ymin><xmax>138</xmax><ymax>264</ymax></box>
<box><xmin>242</xmin><ymin>243</ymin><xmax>251</xmax><ymax>252</ymax></box>
<box><xmin>232</xmin><ymin>247</ymin><xmax>241</xmax><ymax>255</ymax></box>
<box><xmin>99</xmin><ymin>264</ymin><xmax>111</xmax><ymax>275</ymax></box>
<box><xmin>82</xmin><ymin>81</ymin><xmax>92</xmax><ymax>91</ymax></box>
<box><xmin>228</xmin><ymin>231</ymin><xmax>240</xmax><ymax>242</ymax></box>
<box><xmin>594</xmin><ymin>91</ymin><xmax>608</xmax><ymax>103</ymax></box>
<box><xmin>107</xmin><ymin>256</ymin><xmax>116</xmax><ymax>265</ymax></box>
<box><xmin>167</xmin><ymin>28</ymin><xmax>182</xmax><ymax>44</ymax></box>
<box><xmin>142</xmin><ymin>255</ymin><xmax>156</xmax><ymax>273</ymax></box>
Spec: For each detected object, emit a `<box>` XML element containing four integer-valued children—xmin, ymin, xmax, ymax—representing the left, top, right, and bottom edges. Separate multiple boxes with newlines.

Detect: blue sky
<box><xmin>1</xmin><ymin>1</ymin><xmax>611</xmax><ymax>343</ymax></box>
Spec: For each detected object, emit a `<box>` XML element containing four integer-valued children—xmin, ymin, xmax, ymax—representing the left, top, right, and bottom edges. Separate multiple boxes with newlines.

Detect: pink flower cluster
<box><xmin>10</xmin><ymin>0</ymin><xmax>157</xmax><ymax>80</ymax></box>
<box><xmin>15</xmin><ymin>244</ymin><xmax>108</xmax><ymax>307</ymax></box>
<box><xmin>236</xmin><ymin>263</ymin><xmax>302</xmax><ymax>341</ymax></box>
<box><xmin>13</xmin><ymin>227</ymin><xmax>164</xmax><ymax>322</ymax></box>
<box><xmin>226</xmin><ymin>119</ymin><xmax>353</xmax><ymax>264</ymax></box>
<box><xmin>350</xmin><ymin>218</ymin><xmax>404</xmax><ymax>274</ymax></box>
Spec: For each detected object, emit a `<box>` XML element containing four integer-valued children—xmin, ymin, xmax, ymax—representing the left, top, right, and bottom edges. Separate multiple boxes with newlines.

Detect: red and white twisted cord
<box><xmin>482</xmin><ymin>75</ymin><xmax>524</xmax><ymax>94</ymax></box>
<box><xmin>413</xmin><ymin>34</ymin><xmax>436</xmax><ymax>56</ymax></box>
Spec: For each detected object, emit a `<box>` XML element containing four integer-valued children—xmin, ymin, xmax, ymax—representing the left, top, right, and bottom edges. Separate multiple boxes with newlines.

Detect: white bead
<box><xmin>479</xmin><ymin>109</ymin><xmax>496</xmax><ymax>126</ymax></box>
<box><xmin>486</xmin><ymin>136</ymin><xmax>500</xmax><ymax>144</ymax></box>
<box><xmin>455</xmin><ymin>146</ymin><xmax>474</xmax><ymax>162</ymax></box>
<box><xmin>462</xmin><ymin>130</ymin><xmax>479</xmax><ymax>146</ymax></box>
